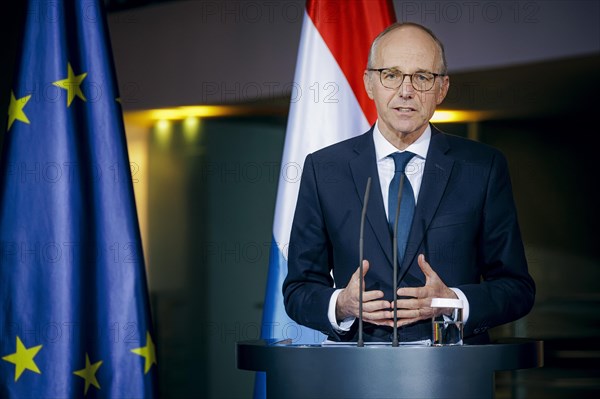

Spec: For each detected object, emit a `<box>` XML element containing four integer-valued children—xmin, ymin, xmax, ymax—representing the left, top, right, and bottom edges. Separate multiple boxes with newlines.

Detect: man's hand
<box><xmin>336</xmin><ymin>260</ymin><xmax>394</xmax><ymax>326</ymax></box>
<box><xmin>393</xmin><ymin>254</ymin><xmax>457</xmax><ymax>327</ymax></box>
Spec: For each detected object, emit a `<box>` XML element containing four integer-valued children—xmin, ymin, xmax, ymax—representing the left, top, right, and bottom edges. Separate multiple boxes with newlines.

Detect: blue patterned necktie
<box><xmin>388</xmin><ymin>151</ymin><xmax>416</xmax><ymax>263</ymax></box>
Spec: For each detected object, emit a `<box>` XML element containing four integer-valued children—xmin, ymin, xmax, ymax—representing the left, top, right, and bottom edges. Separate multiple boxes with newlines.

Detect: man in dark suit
<box><xmin>283</xmin><ymin>22</ymin><xmax>535</xmax><ymax>344</ymax></box>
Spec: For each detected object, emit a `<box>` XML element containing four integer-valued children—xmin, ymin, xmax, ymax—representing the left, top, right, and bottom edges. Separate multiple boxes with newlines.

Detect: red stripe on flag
<box><xmin>307</xmin><ymin>0</ymin><xmax>396</xmax><ymax>125</ymax></box>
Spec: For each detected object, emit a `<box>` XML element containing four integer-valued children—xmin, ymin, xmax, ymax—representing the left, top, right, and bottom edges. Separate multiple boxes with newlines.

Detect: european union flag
<box><xmin>0</xmin><ymin>1</ymin><xmax>157</xmax><ymax>397</ymax></box>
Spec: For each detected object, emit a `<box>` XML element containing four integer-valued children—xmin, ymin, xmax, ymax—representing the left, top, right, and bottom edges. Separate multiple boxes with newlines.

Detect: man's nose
<box><xmin>397</xmin><ymin>74</ymin><xmax>416</xmax><ymax>98</ymax></box>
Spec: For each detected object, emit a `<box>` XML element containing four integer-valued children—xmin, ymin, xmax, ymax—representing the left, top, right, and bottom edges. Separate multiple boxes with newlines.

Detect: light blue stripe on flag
<box><xmin>254</xmin><ymin>238</ymin><xmax>325</xmax><ymax>398</ymax></box>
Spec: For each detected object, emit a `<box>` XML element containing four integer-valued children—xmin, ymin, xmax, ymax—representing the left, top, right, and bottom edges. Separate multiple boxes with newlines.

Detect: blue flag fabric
<box><xmin>0</xmin><ymin>1</ymin><xmax>157</xmax><ymax>397</ymax></box>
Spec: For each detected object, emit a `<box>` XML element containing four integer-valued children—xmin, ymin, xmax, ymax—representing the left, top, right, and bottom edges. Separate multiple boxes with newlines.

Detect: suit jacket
<box><xmin>283</xmin><ymin>125</ymin><xmax>535</xmax><ymax>343</ymax></box>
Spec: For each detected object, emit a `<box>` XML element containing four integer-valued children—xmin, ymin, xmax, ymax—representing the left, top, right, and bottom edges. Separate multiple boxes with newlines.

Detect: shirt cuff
<box><xmin>328</xmin><ymin>289</ymin><xmax>356</xmax><ymax>332</ymax></box>
<box><xmin>450</xmin><ymin>287</ymin><xmax>470</xmax><ymax>324</ymax></box>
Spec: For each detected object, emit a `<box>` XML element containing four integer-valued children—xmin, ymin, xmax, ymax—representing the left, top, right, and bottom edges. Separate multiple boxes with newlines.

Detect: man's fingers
<box><xmin>393</xmin><ymin>297</ymin><xmax>424</xmax><ymax>309</ymax></box>
<box><xmin>361</xmin><ymin>260</ymin><xmax>370</xmax><ymax>277</ymax></box>
<box><xmin>363</xmin><ymin>311</ymin><xmax>395</xmax><ymax>326</ymax></box>
<box><xmin>362</xmin><ymin>290</ymin><xmax>385</xmax><ymax>302</ymax></box>
<box><xmin>363</xmin><ymin>309</ymin><xmax>394</xmax><ymax>320</ymax></box>
<box><xmin>417</xmin><ymin>254</ymin><xmax>435</xmax><ymax>278</ymax></box>
<box><xmin>395</xmin><ymin>317</ymin><xmax>420</xmax><ymax>328</ymax></box>
<box><xmin>353</xmin><ymin>260</ymin><xmax>370</xmax><ymax>279</ymax></box>
<box><xmin>362</xmin><ymin>299</ymin><xmax>391</xmax><ymax>313</ymax></box>
<box><xmin>396</xmin><ymin>286</ymin><xmax>425</xmax><ymax>298</ymax></box>
<box><xmin>393</xmin><ymin>307</ymin><xmax>433</xmax><ymax>319</ymax></box>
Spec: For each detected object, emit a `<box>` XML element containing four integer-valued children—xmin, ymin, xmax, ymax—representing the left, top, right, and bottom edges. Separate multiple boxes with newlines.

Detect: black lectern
<box><xmin>237</xmin><ymin>339</ymin><xmax>543</xmax><ymax>398</ymax></box>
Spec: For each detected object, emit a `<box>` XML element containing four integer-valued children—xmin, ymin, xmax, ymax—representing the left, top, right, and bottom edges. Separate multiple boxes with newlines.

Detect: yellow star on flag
<box><xmin>1</xmin><ymin>336</ymin><xmax>43</xmax><ymax>381</ymax></box>
<box><xmin>130</xmin><ymin>332</ymin><xmax>157</xmax><ymax>374</ymax></box>
<box><xmin>53</xmin><ymin>62</ymin><xmax>87</xmax><ymax>106</ymax></box>
<box><xmin>7</xmin><ymin>91</ymin><xmax>31</xmax><ymax>131</ymax></box>
<box><xmin>73</xmin><ymin>353</ymin><xmax>103</xmax><ymax>395</ymax></box>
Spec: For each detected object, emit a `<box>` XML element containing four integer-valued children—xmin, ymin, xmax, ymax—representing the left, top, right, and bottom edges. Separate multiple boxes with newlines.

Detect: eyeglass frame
<box><xmin>367</xmin><ymin>68</ymin><xmax>446</xmax><ymax>92</ymax></box>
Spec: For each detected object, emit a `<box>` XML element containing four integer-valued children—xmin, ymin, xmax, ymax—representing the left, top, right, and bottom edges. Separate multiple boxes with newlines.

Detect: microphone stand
<box><xmin>358</xmin><ymin>177</ymin><xmax>371</xmax><ymax>347</ymax></box>
<box><xmin>392</xmin><ymin>174</ymin><xmax>405</xmax><ymax>347</ymax></box>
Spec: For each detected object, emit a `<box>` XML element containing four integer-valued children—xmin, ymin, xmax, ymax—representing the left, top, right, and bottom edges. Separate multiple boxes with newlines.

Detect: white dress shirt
<box><xmin>327</xmin><ymin>122</ymin><xmax>470</xmax><ymax>333</ymax></box>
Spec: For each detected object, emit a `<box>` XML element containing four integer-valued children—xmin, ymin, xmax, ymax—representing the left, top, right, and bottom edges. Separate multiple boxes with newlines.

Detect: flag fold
<box><xmin>0</xmin><ymin>1</ymin><xmax>156</xmax><ymax>397</ymax></box>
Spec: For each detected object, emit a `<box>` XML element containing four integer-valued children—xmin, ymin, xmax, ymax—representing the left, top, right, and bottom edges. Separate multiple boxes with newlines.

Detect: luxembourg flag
<box><xmin>256</xmin><ymin>0</ymin><xmax>395</xmax><ymax>395</ymax></box>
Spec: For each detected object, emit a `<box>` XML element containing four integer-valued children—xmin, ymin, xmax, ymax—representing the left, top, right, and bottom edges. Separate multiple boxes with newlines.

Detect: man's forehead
<box><xmin>376</xmin><ymin>29</ymin><xmax>439</xmax><ymax>67</ymax></box>
<box><xmin>378</xmin><ymin>47</ymin><xmax>438</xmax><ymax>69</ymax></box>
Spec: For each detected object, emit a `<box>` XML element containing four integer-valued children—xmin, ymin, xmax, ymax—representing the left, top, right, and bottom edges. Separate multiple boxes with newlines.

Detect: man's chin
<box><xmin>390</xmin><ymin>122</ymin><xmax>427</xmax><ymax>137</ymax></box>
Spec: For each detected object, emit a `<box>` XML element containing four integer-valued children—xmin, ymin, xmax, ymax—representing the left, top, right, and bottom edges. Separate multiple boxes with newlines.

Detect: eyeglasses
<box><xmin>367</xmin><ymin>68</ymin><xmax>445</xmax><ymax>92</ymax></box>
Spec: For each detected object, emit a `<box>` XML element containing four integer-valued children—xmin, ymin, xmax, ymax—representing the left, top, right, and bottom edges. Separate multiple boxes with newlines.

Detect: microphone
<box><xmin>391</xmin><ymin>174</ymin><xmax>405</xmax><ymax>347</ymax></box>
<box><xmin>357</xmin><ymin>177</ymin><xmax>372</xmax><ymax>347</ymax></box>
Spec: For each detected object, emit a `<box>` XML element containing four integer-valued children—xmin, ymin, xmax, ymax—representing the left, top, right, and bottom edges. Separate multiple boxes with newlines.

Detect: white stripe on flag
<box><xmin>273</xmin><ymin>11</ymin><xmax>370</xmax><ymax>252</ymax></box>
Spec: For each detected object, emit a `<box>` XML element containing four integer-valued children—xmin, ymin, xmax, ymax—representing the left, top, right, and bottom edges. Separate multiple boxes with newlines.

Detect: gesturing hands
<box><xmin>335</xmin><ymin>255</ymin><xmax>457</xmax><ymax>328</ymax></box>
<box><xmin>393</xmin><ymin>254</ymin><xmax>458</xmax><ymax>327</ymax></box>
<box><xmin>335</xmin><ymin>260</ymin><xmax>395</xmax><ymax>327</ymax></box>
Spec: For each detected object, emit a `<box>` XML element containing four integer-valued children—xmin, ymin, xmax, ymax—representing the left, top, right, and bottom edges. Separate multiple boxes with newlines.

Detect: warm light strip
<box><xmin>123</xmin><ymin>105</ymin><xmax>282</xmax><ymax>127</ymax></box>
<box><xmin>124</xmin><ymin>106</ymin><xmax>491</xmax><ymax>127</ymax></box>
<box><xmin>431</xmin><ymin>110</ymin><xmax>493</xmax><ymax>123</ymax></box>
<box><xmin>149</xmin><ymin>105</ymin><xmax>237</xmax><ymax>120</ymax></box>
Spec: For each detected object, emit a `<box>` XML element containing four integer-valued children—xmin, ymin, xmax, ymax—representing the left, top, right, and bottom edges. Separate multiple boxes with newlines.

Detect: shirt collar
<box><xmin>373</xmin><ymin>121</ymin><xmax>431</xmax><ymax>161</ymax></box>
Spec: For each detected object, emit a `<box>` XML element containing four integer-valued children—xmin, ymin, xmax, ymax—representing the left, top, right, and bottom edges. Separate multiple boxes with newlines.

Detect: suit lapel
<box><xmin>349</xmin><ymin>130</ymin><xmax>394</xmax><ymax>268</ymax></box>
<box><xmin>399</xmin><ymin>127</ymin><xmax>454</xmax><ymax>282</ymax></box>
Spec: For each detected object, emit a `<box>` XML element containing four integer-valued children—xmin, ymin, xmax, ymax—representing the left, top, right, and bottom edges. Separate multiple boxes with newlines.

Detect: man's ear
<box><xmin>364</xmin><ymin>70</ymin><xmax>375</xmax><ymax>100</ymax></box>
<box><xmin>437</xmin><ymin>75</ymin><xmax>450</xmax><ymax>105</ymax></box>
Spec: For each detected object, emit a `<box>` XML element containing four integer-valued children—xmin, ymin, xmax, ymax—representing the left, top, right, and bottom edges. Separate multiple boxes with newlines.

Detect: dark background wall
<box><xmin>2</xmin><ymin>1</ymin><xmax>599</xmax><ymax>398</ymax></box>
<box><xmin>145</xmin><ymin>116</ymin><xmax>286</xmax><ymax>397</ymax></box>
